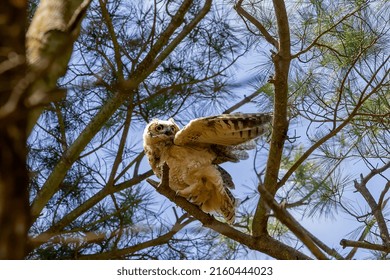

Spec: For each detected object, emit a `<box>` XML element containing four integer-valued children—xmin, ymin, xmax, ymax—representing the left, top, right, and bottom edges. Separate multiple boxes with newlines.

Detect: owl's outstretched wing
<box><xmin>173</xmin><ymin>113</ymin><xmax>272</xmax><ymax>146</ymax></box>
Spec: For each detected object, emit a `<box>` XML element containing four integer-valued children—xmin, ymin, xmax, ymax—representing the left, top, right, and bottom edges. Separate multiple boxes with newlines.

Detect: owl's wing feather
<box><xmin>174</xmin><ymin>113</ymin><xmax>272</xmax><ymax>146</ymax></box>
<box><xmin>211</xmin><ymin>145</ymin><xmax>249</xmax><ymax>164</ymax></box>
<box><xmin>215</xmin><ymin>165</ymin><xmax>235</xmax><ymax>189</ymax></box>
<box><xmin>144</xmin><ymin>113</ymin><xmax>272</xmax><ymax>224</ymax></box>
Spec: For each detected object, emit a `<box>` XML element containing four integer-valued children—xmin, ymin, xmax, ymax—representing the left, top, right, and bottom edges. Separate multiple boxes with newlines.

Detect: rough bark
<box><xmin>0</xmin><ymin>0</ymin><xmax>30</xmax><ymax>259</ymax></box>
<box><xmin>26</xmin><ymin>0</ymin><xmax>91</xmax><ymax>133</ymax></box>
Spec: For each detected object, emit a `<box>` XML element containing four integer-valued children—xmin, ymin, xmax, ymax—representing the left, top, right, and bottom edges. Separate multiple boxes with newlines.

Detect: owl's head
<box><xmin>143</xmin><ymin>118</ymin><xmax>180</xmax><ymax>143</ymax></box>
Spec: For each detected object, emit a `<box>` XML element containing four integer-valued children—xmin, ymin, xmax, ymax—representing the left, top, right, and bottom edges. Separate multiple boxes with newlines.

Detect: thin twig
<box><xmin>234</xmin><ymin>0</ymin><xmax>278</xmax><ymax>49</ymax></box>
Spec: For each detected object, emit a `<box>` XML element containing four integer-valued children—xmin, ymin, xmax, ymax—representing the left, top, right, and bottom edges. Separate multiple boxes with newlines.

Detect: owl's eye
<box><xmin>170</xmin><ymin>125</ymin><xmax>176</xmax><ymax>132</ymax></box>
<box><xmin>155</xmin><ymin>125</ymin><xmax>164</xmax><ymax>131</ymax></box>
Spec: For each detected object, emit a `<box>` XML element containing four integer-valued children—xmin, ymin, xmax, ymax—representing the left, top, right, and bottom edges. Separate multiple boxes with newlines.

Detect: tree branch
<box><xmin>234</xmin><ymin>0</ymin><xmax>278</xmax><ymax>49</ymax></box>
<box><xmin>147</xmin><ymin>164</ymin><xmax>311</xmax><ymax>260</ymax></box>
<box><xmin>106</xmin><ymin>103</ymin><xmax>133</xmax><ymax>186</ymax></box>
<box><xmin>30</xmin><ymin>91</ymin><xmax>126</xmax><ymax>222</ymax></box>
<box><xmin>340</xmin><ymin>239</ymin><xmax>390</xmax><ymax>254</ymax></box>
<box><xmin>223</xmin><ymin>87</ymin><xmax>264</xmax><ymax>114</ymax></box>
<box><xmin>354</xmin><ymin>161</ymin><xmax>390</xmax><ymax>244</ymax></box>
<box><xmin>278</xmin><ymin>55</ymin><xmax>390</xmax><ymax>189</ymax></box>
<box><xmin>29</xmin><ymin>170</ymin><xmax>153</xmax><ymax>248</ymax></box>
<box><xmin>25</xmin><ymin>0</ymin><xmax>92</xmax><ymax>132</ymax></box>
<box><xmin>258</xmin><ymin>184</ymin><xmax>329</xmax><ymax>259</ymax></box>
<box><xmin>98</xmin><ymin>0</ymin><xmax>125</xmax><ymax>80</ymax></box>
<box><xmin>252</xmin><ymin>0</ymin><xmax>291</xmax><ymax>237</ymax></box>
<box><xmin>122</xmin><ymin>0</ymin><xmax>196</xmax><ymax>88</ymax></box>
<box><xmin>345</xmin><ymin>219</ymin><xmax>375</xmax><ymax>260</ymax></box>
<box><xmin>78</xmin><ymin>214</ymin><xmax>194</xmax><ymax>259</ymax></box>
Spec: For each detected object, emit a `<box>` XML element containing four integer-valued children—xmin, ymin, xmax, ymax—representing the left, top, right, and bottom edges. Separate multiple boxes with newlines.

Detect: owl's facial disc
<box><xmin>150</xmin><ymin>122</ymin><xmax>177</xmax><ymax>139</ymax></box>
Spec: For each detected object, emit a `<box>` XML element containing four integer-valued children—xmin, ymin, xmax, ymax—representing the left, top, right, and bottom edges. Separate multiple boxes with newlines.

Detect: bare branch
<box><xmin>340</xmin><ymin>239</ymin><xmax>390</xmax><ymax>254</ymax></box>
<box><xmin>98</xmin><ymin>0</ymin><xmax>125</xmax><ymax>79</ymax></box>
<box><xmin>234</xmin><ymin>0</ymin><xmax>278</xmax><ymax>49</ymax></box>
<box><xmin>223</xmin><ymin>87</ymin><xmax>264</xmax><ymax>114</ymax></box>
<box><xmin>252</xmin><ymin>0</ymin><xmax>291</xmax><ymax>237</ymax></box>
<box><xmin>147</xmin><ymin>164</ymin><xmax>311</xmax><ymax>260</ymax></box>
<box><xmin>345</xmin><ymin>219</ymin><xmax>375</xmax><ymax>260</ymax></box>
<box><xmin>78</xmin><ymin>214</ymin><xmax>194</xmax><ymax>259</ymax></box>
<box><xmin>107</xmin><ymin>104</ymin><xmax>133</xmax><ymax>186</ymax></box>
<box><xmin>354</xmin><ymin>161</ymin><xmax>390</xmax><ymax>244</ymax></box>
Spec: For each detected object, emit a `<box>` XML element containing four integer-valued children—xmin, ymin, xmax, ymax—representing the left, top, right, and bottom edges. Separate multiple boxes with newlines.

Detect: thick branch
<box><xmin>252</xmin><ymin>0</ymin><xmax>291</xmax><ymax>237</ymax></box>
<box><xmin>25</xmin><ymin>0</ymin><xmax>92</xmax><ymax>132</ymax></box>
<box><xmin>0</xmin><ymin>0</ymin><xmax>30</xmax><ymax>260</ymax></box>
<box><xmin>147</xmin><ymin>164</ymin><xmax>311</xmax><ymax>260</ymax></box>
<box><xmin>272</xmin><ymin>0</ymin><xmax>291</xmax><ymax>57</ymax></box>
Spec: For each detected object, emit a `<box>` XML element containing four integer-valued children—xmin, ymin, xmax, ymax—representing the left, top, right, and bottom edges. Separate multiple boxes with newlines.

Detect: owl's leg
<box><xmin>196</xmin><ymin>167</ymin><xmax>236</xmax><ymax>224</ymax></box>
<box><xmin>175</xmin><ymin>170</ymin><xmax>211</xmax><ymax>207</ymax></box>
<box><xmin>176</xmin><ymin>182</ymin><xmax>204</xmax><ymax>205</ymax></box>
<box><xmin>175</xmin><ymin>166</ymin><xmax>236</xmax><ymax>224</ymax></box>
<box><xmin>177</xmin><ymin>167</ymin><xmax>221</xmax><ymax>208</ymax></box>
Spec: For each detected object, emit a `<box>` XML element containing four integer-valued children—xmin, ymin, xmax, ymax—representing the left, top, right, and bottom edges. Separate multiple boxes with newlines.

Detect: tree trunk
<box><xmin>0</xmin><ymin>0</ymin><xmax>30</xmax><ymax>259</ymax></box>
<box><xmin>0</xmin><ymin>0</ymin><xmax>91</xmax><ymax>259</ymax></box>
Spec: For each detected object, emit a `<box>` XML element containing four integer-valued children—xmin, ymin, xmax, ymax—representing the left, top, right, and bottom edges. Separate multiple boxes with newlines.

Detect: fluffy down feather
<box><xmin>143</xmin><ymin>113</ymin><xmax>272</xmax><ymax>224</ymax></box>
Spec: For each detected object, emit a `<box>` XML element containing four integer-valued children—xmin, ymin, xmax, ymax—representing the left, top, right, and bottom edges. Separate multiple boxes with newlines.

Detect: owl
<box><xmin>143</xmin><ymin>113</ymin><xmax>272</xmax><ymax>224</ymax></box>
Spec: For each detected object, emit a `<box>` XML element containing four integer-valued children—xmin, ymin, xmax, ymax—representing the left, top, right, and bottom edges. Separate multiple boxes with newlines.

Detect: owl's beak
<box><xmin>164</xmin><ymin>127</ymin><xmax>174</xmax><ymax>136</ymax></box>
